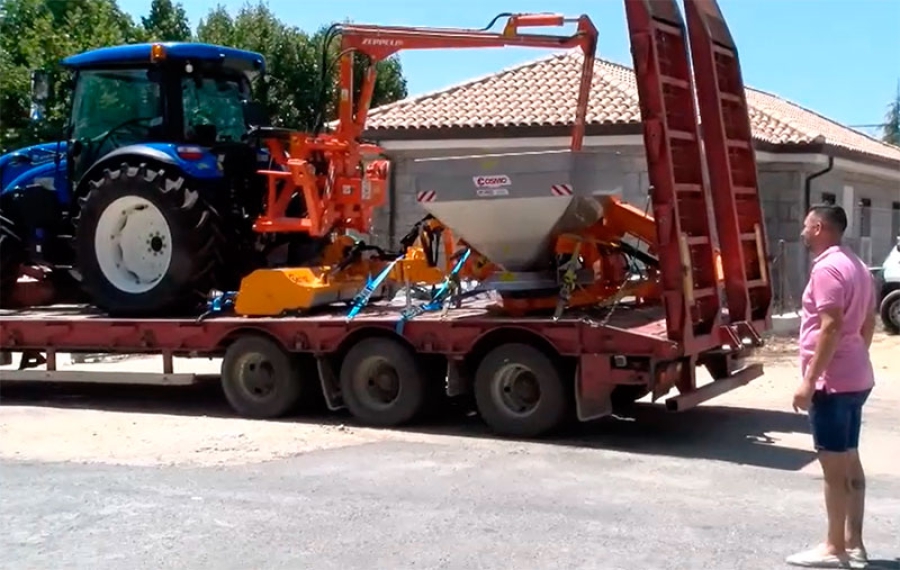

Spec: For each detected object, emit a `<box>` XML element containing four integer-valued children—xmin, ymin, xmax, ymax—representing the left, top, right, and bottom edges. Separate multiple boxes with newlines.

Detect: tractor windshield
<box><xmin>181</xmin><ymin>74</ymin><xmax>249</xmax><ymax>143</ymax></box>
<box><xmin>70</xmin><ymin>68</ymin><xmax>163</xmax><ymax>143</ymax></box>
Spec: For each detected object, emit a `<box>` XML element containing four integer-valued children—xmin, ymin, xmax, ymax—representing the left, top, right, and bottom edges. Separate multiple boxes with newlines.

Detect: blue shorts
<box><xmin>808</xmin><ymin>388</ymin><xmax>872</xmax><ymax>453</ymax></box>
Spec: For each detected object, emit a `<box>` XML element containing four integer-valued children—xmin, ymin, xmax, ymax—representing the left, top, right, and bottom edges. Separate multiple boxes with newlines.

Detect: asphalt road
<box><xmin>2</xmin><ymin>399</ymin><xmax>899</xmax><ymax>570</ymax></box>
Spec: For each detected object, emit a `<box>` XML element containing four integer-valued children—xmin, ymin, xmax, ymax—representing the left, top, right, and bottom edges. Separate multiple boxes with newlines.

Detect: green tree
<box><xmin>0</xmin><ymin>0</ymin><xmax>143</xmax><ymax>151</ymax></box>
<box><xmin>882</xmin><ymin>84</ymin><xmax>900</xmax><ymax>147</ymax></box>
<box><xmin>196</xmin><ymin>3</ymin><xmax>319</xmax><ymax>129</ymax></box>
<box><xmin>141</xmin><ymin>0</ymin><xmax>191</xmax><ymax>42</ymax></box>
<box><xmin>196</xmin><ymin>2</ymin><xmax>408</xmax><ymax>131</ymax></box>
<box><xmin>0</xmin><ymin>0</ymin><xmax>409</xmax><ymax>152</ymax></box>
<box><xmin>308</xmin><ymin>24</ymin><xmax>408</xmax><ymax>132</ymax></box>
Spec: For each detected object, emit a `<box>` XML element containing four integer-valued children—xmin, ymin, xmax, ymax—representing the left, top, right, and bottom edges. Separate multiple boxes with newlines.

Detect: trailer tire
<box><xmin>880</xmin><ymin>289</ymin><xmax>900</xmax><ymax>334</ymax></box>
<box><xmin>221</xmin><ymin>336</ymin><xmax>306</xmax><ymax>419</ymax></box>
<box><xmin>0</xmin><ymin>211</ymin><xmax>24</xmax><ymax>305</ymax></box>
<box><xmin>474</xmin><ymin>343</ymin><xmax>569</xmax><ymax>438</ymax></box>
<box><xmin>339</xmin><ymin>337</ymin><xmax>427</xmax><ymax>427</ymax></box>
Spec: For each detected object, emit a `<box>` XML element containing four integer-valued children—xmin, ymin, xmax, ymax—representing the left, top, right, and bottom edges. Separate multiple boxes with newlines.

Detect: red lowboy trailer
<box><xmin>0</xmin><ymin>0</ymin><xmax>773</xmax><ymax>438</ymax></box>
<box><xmin>0</xmin><ymin>300</ymin><xmax>763</xmax><ymax>438</ymax></box>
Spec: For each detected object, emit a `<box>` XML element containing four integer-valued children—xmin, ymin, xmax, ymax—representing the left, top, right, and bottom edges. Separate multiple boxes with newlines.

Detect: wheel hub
<box><xmin>94</xmin><ymin>195</ymin><xmax>173</xmax><ymax>294</ymax></box>
<box><xmin>238</xmin><ymin>354</ymin><xmax>277</xmax><ymax>400</ymax></box>
<box><xmin>355</xmin><ymin>357</ymin><xmax>401</xmax><ymax>409</ymax></box>
<box><xmin>494</xmin><ymin>364</ymin><xmax>541</xmax><ymax>416</ymax></box>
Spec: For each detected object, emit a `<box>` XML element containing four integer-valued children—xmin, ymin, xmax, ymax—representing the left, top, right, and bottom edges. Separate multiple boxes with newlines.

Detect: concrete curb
<box><xmin>770</xmin><ymin>312</ymin><xmax>801</xmax><ymax>337</ymax></box>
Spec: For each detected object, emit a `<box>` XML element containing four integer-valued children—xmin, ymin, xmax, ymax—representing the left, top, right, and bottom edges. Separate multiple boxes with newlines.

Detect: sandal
<box><xmin>786</xmin><ymin>545</ymin><xmax>851</xmax><ymax>568</ymax></box>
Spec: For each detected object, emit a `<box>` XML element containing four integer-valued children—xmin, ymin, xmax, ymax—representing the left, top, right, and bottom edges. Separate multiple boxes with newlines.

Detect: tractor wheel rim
<box><xmin>891</xmin><ymin>300</ymin><xmax>900</xmax><ymax>325</ymax></box>
<box><xmin>94</xmin><ymin>195</ymin><xmax>173</xmax><ymax>294</ymax></box>
<box><xmin>354</xmin><ymin>356</ymin><xmax>400</xmax><ymax>410</ymax></box>
<box><xmin>493</xmin><ymin>363</ymin><xmax>541</xmax><ymax>417</ymax></box>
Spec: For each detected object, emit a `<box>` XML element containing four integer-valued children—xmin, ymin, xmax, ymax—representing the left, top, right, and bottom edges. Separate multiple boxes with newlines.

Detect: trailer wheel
<box><xmin>221</xmin><ymin>336</ymin><xmax>306</xmax><ymax>419</ymax></box>
<box><xmin>339</xmin><ymin>337</ymin><xmax>428</xmax><ymax>427</ymax></box>
<box><xmin>474</xmin><ymin>343</ymin><xmax>569</xmax><ymax>438</ymax></box>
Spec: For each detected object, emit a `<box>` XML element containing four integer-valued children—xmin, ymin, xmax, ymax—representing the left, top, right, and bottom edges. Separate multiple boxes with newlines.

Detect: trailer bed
<box><xmin>0</xmin><ymin>300</ymin><xmax>672</xmax><ymax>354</ymax></box>
<box><xmin>0</xmin><ymin>298</ymin><xmax>767</xmax><ymax>438</ymax></box>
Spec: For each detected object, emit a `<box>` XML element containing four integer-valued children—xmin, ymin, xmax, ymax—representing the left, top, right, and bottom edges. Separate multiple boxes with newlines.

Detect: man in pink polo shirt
<box><xmin>786</xmin><ymin>204</ymin><xmax>877</xmax><ymax>569</ymax></box>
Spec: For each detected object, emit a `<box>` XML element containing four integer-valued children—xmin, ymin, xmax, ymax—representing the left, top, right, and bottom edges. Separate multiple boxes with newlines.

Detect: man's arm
<box><xmin>803</xmin><ymin>266</ymin><xmax>846</xmax><ymax>387</ymax></box>
<box><xmin>803</xmin><ymin>306</ymin><xmax>844</xmax><ymax>387</ymax></box>
<box><xmin>861</xmin><ymin>275</ymin><xmax>877</xmax><ymax>349</ymax></box>
<box><xmin>862</xmin><ymin>308</ymin><xmax>876</xmax><ymax>349</ymax></box>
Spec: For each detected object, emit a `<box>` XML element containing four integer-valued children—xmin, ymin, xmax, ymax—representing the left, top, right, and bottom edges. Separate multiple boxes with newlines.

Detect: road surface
<box><xmin>1</xmin><ymin>333</ymin><xmax>898</xmax><ymax>569</ymax></box>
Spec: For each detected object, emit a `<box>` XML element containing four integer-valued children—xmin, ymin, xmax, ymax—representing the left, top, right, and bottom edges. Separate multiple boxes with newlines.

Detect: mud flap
<box><xmin>574</xmin><ymin>356</ymin><xmax>615</xmax><ymax>422</ymax></box>
<box><xmin>316</xmin><ymin>356</ymin><xmax>344</xmax><ymax>411</ymax></box>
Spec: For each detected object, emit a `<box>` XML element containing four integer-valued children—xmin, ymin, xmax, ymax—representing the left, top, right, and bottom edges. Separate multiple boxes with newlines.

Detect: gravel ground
<box><xmin>0</xmin><ymin>331</ymin><xmax>898</xmax><ymax>569</ymax></box>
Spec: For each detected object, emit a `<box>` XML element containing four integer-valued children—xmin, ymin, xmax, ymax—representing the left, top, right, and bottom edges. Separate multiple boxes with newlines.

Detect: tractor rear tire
<box><xmin>74</xmin><ymin>161</ymin><xmax>227</xmax><ymax>317</ymax></box>
<box><xmin>0</xmin><ymin>211</ymin><xmax>25</xmax><ymax>305</ymax></box>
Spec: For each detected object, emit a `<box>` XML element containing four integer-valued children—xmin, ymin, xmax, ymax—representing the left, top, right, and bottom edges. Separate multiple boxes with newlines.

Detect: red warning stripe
<box><xmin>416</xmin><ymin>190</ymin><xmax>436</xmax><ymax>202</ymax></box>
<box><xmin>550</xmin><ymin>184</ymin><xmax>574</xmax><ymax>196</ymax></box>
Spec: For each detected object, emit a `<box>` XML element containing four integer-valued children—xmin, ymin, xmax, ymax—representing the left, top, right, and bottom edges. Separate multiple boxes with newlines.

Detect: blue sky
<box><xmin>119</xmin><ymin>0</ymin><xmax>900</xmax><ymax>137</ymax></box>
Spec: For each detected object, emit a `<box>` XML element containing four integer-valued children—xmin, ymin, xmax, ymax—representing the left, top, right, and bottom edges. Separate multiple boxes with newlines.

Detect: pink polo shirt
<box><xmin>799</xmin><ymin>245</ymin><xmax>876</xmax><ymax>393</ymax></box>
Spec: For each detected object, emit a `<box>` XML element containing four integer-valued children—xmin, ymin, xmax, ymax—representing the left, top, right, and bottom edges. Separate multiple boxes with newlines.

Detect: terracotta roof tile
<box><xmin>365</xmin><ymin>51</ymin><xmax>900</xmax><ymax>164</ymax></box>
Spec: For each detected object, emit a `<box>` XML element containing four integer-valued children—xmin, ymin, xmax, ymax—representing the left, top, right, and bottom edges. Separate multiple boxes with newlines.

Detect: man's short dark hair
<box><xmin>808</xmin><ymin>203</ymin><xmax>848</xmax><ymax>234</ymax></box>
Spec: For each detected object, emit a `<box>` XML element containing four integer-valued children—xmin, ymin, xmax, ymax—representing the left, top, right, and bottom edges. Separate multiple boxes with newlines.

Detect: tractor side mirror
<box><xmin>30</xmin><ymin>70</ymin><xmax>49</xmax><ymax>121</ymax></box>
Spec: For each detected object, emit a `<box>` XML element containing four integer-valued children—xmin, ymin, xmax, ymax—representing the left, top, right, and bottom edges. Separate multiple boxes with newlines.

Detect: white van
<box><xmin>875</xmin><ymin>238</ymin><xmax>900</xmax><ymax>333</ymax></box>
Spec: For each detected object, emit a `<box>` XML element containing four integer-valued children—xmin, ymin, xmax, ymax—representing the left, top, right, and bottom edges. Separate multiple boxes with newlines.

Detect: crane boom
<box><xmin>252</xmin><ymin>13</ymin><xmax>599</xmax><ymax>240</ymax></box>
<box><xmin>336</xmin><ymin>14</ymin><xmax>598</xmax><ymax>151</ymax></box>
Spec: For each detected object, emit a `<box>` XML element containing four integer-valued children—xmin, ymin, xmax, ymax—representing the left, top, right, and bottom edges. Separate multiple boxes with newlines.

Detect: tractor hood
<box><xmin>0</xmin><ymin>141</ymin><xmax>67</xmax><ymax>194</ymax></box>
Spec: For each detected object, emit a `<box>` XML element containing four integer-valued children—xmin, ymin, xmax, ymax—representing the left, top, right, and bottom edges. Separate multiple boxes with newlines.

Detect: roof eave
<box><xmin>758</xmin><ymin>140</ymin><xmax>900</xmax><ymax>172</ymax></box>
<box><xmin>363</xmin><ymin>123</ymin><xmax>900</xmax><ymax>171</ymax></box>
<box><xmin>362</xmin><ymin>122</ymin><xmax>643</xmax><ymax>141</ymax></box>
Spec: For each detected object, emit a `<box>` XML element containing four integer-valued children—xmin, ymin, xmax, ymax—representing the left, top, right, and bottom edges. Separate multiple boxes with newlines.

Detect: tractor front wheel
<box><xmin>74</xmin><ymin>161</ymin><xmax>226</xmax><ymax>316</ymax></box>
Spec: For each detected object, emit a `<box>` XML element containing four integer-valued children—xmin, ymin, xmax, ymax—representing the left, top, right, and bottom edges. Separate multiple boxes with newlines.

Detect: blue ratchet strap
<box><xmin>198</xmin><ymin>290</ymin><xmax>237</xmax><ymax>321</ymax></box>
<box><xmin>395</xmin><ymin>248</ymin><xmax>471</xmax><ymax>334</ymax></box>
<box><xmin>346</xmin><ymin>255</ymin><xmax>405</xmax><ymax>320</ymax></box>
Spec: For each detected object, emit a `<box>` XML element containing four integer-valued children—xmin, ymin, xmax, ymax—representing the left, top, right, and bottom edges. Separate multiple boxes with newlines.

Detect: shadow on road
<box><xmin>0</xmin><ymin>380</ymin><xmax>817</xmax><ymax>471</ymax></box>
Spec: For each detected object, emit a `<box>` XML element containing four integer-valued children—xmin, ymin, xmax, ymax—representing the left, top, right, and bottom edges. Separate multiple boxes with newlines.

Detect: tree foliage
<box><xmin>0</xmin><ymin>0</ymin><xmax>144</xmax><ymax>151</ymax></box>
<box><xmin>0</xmin><ymin>0</ymin><xmax>408</xmax><ymax>153</ymax></box>
<box><xmin>881</xmin><ymin>84</ymin><xmax>900</xmax><ymax>147</ymax></box>
<box><xmin>141</xmin><ymin>0</ymin><xmax>191</xmax><ymax>42</ymax></box>
<box><xmin>196</xmin><ymin>5</ymin><xmax>408</xmax><ymax>132</ymax></box>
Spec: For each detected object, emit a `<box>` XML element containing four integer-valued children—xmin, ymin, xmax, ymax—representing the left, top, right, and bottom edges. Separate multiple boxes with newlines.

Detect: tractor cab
<box><xmin>59</xmin><ymin>42</ymin><xmax>267</xmax><ymax>188</ymax></box>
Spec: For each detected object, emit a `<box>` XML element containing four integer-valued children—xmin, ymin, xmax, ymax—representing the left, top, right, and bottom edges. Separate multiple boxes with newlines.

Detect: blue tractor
<box><xmin>0</xmin><ymin>42</ymin><xmax>280</xmax><ymax>316</ymax></box>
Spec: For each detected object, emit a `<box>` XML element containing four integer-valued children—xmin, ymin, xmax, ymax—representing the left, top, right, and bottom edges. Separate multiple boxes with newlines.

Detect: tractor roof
<box><xmin>61</xmin><ymin>42</ymin><xmax>266</xmax><ymax>78</ymax></box>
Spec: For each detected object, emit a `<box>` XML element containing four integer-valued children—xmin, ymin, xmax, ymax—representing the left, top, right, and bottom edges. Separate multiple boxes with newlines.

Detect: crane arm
<box><xmin>332</xmin><ymin>13</ymin><xmax>598</xmax><ymax>151</ymax></box>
